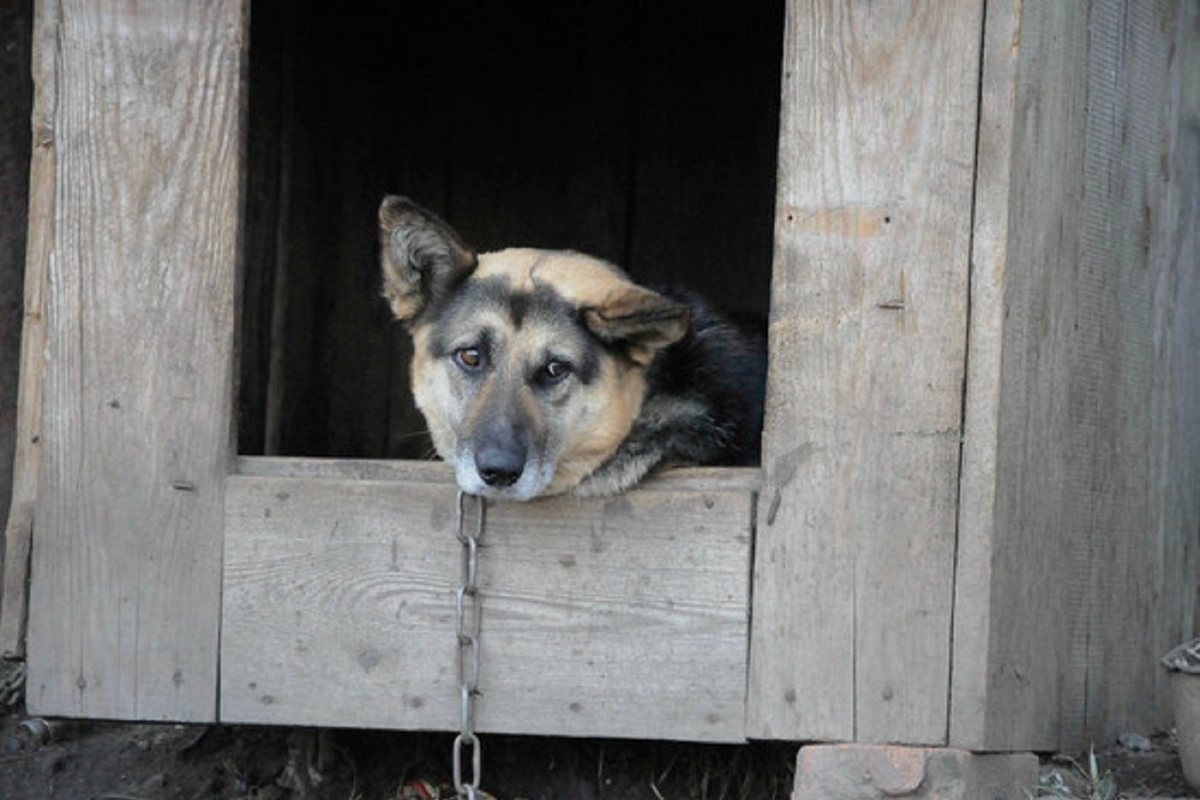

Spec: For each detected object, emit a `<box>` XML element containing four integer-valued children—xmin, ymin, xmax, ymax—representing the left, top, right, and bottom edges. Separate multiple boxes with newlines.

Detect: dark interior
<box><xmin>238</xmin><ymin>0</ymin><xmax>785</xmax><ymax>459</ymax></box>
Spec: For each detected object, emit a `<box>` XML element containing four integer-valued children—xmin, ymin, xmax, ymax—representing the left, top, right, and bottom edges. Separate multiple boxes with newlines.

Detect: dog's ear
<box><xmin>584</xmin><ymin>285</ymin><xmax>691</xmax><ymax>366</ymax></box>
<box><xmin>379</xmin><ymin>195</ymin><xmax>478</xmax><ymax>322</ymax></box>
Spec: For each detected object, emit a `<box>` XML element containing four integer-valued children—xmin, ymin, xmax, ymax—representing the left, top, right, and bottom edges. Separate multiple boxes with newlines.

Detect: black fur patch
<box><xmin>640</xmin><ymin>286</ymin><xmax>766</xmax><ymax>466</ymax></box>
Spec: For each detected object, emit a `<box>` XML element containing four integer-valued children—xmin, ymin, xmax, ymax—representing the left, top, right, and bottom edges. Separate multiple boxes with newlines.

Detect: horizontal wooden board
<box><xmin>233</xmin><ymin>456</ymin><xmax>761</xmax><ymax>492</ymax></box>
<box><xmin>221</xmin><ymin>470</ymin><xmax>754</xmax><ymax>741</ymax></box>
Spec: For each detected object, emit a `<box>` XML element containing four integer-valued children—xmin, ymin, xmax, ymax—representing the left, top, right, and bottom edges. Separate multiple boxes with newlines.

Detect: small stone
<box><xmin>793</xmin><ymin>744</ymin><xmax>1038</xmax><ymax>800</ymax></box>
<box><xmin>1118</xmin><ymin>731</ymin><xmax>1153</xmax><ymax>752</ymax></box>
<box><xmin>137</xmin><ymin>772</ymin><xmax>167</xmax><ymax>792</ymax></box>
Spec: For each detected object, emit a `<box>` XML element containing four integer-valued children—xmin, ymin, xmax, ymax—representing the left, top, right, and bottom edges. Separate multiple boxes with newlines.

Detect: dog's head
<box><xmin>379</xmin><ymin>196</ymin><xmax>690</xmax><ymax>500</ymax></box>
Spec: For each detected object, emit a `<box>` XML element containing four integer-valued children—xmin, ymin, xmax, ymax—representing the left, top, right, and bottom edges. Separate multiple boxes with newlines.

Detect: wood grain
<box><xmin>748</xmin><ymin>1</ymin><xmax>983</xmax><ymax>743</ymax></box>
<box><xmin>233</xmin><ymin>456</ymin><xmax>761</xmax><ymax>493</ymax></box>
<box><xmin>0</xmin><ymin>0</ymin><xmax>54</xmax><ymax>660</ymax></box>
<box><xmin>221</xmin><ymin>471</ymin><xmax>753</xmax><ymax>742</ymax></box>
<box><xmin>25</xmin><ymin>0</ymin><xmax>246</xmax><ymax>720</ymax></box>
<box><xmin>951</xmin><ymin>0</ymin><xmax>1200</xmax><ymax>752</ymax></box>
<box><xmin>948</xmin><ymin>0</ymin><xmax>1027</xmax><ymax>749</ymax></box>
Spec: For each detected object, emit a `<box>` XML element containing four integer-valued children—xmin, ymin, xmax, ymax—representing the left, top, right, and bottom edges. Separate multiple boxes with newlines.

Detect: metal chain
<box><xmin>453</xmin><ymin>490</ymin><xmax>485</xmax><ymax>800</ymax></box>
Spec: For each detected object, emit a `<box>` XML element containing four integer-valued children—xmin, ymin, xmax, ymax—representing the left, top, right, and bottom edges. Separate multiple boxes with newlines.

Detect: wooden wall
<box><xmin>749</xmin><ymin>0</ymin><xmax>1200</xmax><ymax>751</ymax></box>
<box><xmin>950</xmin><ymin>0</ymin><xmax>1200</xmax><ymax>751</ymax></box>
<box><xmin>238</xmin><ymin>0</ymin><xmax>784</xmax><ymax>460</ymax></box>
<box><xmin>6</xmin><ymin>0</ymin><xmax>1198</xmax><ymax>756</ymax></box>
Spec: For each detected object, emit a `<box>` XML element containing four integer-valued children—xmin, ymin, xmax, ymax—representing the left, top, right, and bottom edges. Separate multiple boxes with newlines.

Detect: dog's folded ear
<box><xmin>379</xmin><ymin>195</ymin><xmax>478</xmax><ymax>322</ymax></box>
<box><xmin>584</xmin><ymin>286</ymin><xmax>691</xmax><ymax>366</ymax></box>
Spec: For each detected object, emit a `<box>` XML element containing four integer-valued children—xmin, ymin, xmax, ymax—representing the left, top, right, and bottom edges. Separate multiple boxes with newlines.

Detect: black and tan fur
<box><xmin>379</xmin><ymin>195</ymin><xmax>765</xmax><ymax>500</ymax></box>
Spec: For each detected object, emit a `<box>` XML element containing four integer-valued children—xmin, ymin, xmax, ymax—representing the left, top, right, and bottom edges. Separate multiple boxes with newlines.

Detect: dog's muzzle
<box><xmin>455</xmin><ymin>422</ymin><xmax>554</xmax><ymax>500</ymax></box>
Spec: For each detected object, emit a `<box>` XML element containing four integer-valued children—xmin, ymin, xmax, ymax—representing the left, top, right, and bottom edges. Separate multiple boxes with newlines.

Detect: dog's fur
<box><xmin>379</xmin><ymin>195</ymin><xmax>766</xmax><ymax>500</ymax></box>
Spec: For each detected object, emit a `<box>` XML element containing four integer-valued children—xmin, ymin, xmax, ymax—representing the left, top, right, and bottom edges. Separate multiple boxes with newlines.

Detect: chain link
<box><xmin>453</xmin><ymin>490</ymin><xmax>485</xmax><ymax>800</ymax></box>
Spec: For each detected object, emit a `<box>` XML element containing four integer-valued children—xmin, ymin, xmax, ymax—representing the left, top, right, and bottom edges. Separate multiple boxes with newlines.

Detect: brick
<box><xmin>792</xmin><ymin>744</ymin><xmax>1038</xmax><ymax>800</ymax></box>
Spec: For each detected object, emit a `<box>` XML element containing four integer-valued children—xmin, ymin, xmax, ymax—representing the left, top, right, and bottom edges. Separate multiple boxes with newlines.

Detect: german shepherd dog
<box><xmin>379</xmin><ymin>196</ymin><xmax>766</xmax><ymax>500</ymax></box>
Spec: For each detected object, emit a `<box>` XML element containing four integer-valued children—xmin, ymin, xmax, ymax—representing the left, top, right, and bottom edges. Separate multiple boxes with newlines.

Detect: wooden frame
<box><xmin>5</xmin><ymin>0</ymin><xmax>1197</xmax><ymax>753</ymax></box>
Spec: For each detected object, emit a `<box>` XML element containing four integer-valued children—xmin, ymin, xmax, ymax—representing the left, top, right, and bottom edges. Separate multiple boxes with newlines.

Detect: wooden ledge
<box><xmin>233</xmin><ymin>455</ymin><xmax>762</xmax><ymax>493</ymax></box>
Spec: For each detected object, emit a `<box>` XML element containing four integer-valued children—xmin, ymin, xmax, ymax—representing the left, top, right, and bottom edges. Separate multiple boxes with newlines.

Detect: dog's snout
<box><xmin>475</xmin><ymin>445</ymin><xmax>525</xmax><ymax>488</ymax></box>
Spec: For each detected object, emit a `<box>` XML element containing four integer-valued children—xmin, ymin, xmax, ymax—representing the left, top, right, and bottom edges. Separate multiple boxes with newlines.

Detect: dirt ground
<box><xmin>1</xmin><ymin>660</ymin><xmax>1195</xmax><ymax>800</ymax></box>
<box><xmin>0</xmin><ymin>714</ymin><xmax>797</xmax><ymax>800</ymax></box>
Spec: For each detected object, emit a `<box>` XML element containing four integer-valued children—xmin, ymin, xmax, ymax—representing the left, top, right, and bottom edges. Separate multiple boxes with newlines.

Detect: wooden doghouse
<box><xmin>2</xmin><ymin>0</ymin><xmax>1198</xmax><ymax>755</ymax></box>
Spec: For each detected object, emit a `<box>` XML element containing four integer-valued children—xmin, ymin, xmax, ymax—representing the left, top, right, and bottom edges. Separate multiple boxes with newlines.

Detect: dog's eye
<box><xmin>454</xmin><ymin>347</ymin><xmax>483</xmax><ymax>371</ymax></box>
<box><xmin>542</xmin><ymin>360</ymin><xmax>573</xmax><ymax>383</ymax></box>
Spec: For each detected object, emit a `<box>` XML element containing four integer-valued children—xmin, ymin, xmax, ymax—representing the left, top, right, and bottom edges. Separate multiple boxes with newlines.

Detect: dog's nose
<box><xmin>476</xmin><ymin>447</ymin><xmax>524</xmax><ymax>488</ymax></box>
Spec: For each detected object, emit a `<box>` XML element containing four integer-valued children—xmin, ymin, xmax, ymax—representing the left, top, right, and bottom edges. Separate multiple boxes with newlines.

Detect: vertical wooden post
<box><xmin>952</xmin><ymin>0</ymin><xmax>1200</xmax><ymax>751</ymax></box>
<box><xmin>748</xmin><ymin>1</ymin><xmax>983</xmax><ymax>743</ymax></box>
<box><xmin>25</xmin><ymin>0</ymin><xmax>247</xmax><ymax>720</ymax></box>
<box><xmin>0</xmin><ymin>0</ymin><xmax>52</xmax><ymax>659</ymax></box>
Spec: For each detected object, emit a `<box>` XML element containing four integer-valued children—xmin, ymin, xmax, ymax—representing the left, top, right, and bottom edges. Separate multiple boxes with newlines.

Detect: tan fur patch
<box><xmin>474</xmin><ymin>248</ymin><xmax>633</xmax><ymax>309</ymax></box>
<box><xmin>541</xmin><ymin>358</ymin><xmax>646</xmax><ymax>495</ymax></box>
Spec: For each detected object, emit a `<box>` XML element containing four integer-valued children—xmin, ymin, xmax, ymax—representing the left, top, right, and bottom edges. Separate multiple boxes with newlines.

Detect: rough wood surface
<box><xmin>221</xmin><ymin>473</ymin><xmax>753</xmax><ymax>742</ymax></box>
<box><xmin>25</xmin><ymin>0</ymin><xmax>246</xmax><ymax>720</ymax></box>
<box><xmin>951</xmin><ymin>0</ymin><xmax>1200</xmax><ymax>752</ymax></box>
<box><xmin>0</xmin><ymin>0</ymin><xmax>47</xmax><ymax>660</ymax></box>
<box><xmin>233</xmin><ymin>456</ymin><xmax>761</xmax><ymax>493</ymax></box>
<box><xmin>748</xmin><ymin>1</ymin><xmax>982</xmax><ymax>743</ymax></box>
<box><xmin>947</xmin><ymin>0</ymin><xmax>1027</xmax><ymax>748</ymax></box>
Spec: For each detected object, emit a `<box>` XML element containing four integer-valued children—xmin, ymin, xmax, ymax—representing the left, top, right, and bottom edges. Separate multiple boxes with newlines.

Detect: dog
<box><xmin>379</xmin><ymin>195</ymin><xmax>766</xmax><ymax>500</ymax></box>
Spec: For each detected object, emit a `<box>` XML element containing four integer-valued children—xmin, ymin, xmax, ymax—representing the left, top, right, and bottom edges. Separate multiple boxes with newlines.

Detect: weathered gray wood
<box><xmin>0</xmin><ymin>0</ymin><xmax>50</xmax><ymax>660</ymax></box>
<box><xmin>233</xmin><ymin>456</ymin><xmax>761</xmax><ymax>493</ymax></box>
<box><xmin>1076</xmin><ymin>0</ymin><xmax>1196</xmax><ymax>745</ymax></box>
<box><xmin>948</xmin><ymin>0</ymin><xmax>1029</xmax><ymax>748</ymax></box>
<box><xmin>973</xmin><ymin>0</ymin><xmax>1094</xmax><ymax>752</ymax></box>
<box><xmin>25</xmin><ymin>0</ymin><xmax>246</xmax><ymax>720</ymax></box>
<box><xmin>951</xmin><ymin>0</ymin><xmax>1200</xmax><ymax>752</ymax></box>
<box><xmin>1168</xmin><ymin>0</ymin><xmax>1200</xmax><ymax>694</ymax></box>
<box><xmin>748</xmin><ymin>1</ymin><xmax>982</xmax><ymax>743</ymax></box>
<box><xmin>221</xmin><ymin>472</ymin><xmax>753</xmax><ymax>742</ymax></box>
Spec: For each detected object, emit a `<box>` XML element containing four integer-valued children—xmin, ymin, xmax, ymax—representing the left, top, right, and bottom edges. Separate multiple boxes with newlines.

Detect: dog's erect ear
<box><xmin>584</xmin><ymin>285</ymin><xmax>691</xmax><ymax>366</ymax></box>
<box><xmin>379</xmin><ymin>195</ymin><xmax>478</xmax><ymax>322</ymax></box>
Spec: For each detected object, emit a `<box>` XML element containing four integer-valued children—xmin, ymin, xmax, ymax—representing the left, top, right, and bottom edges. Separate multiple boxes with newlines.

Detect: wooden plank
<box><xmin>236</xmin><ymin>0</ymin><xmax>287</xmax><ymax>457</ymax></box>
<box><xmin>953</xmin><ymin>0</ymin><xmax>1092</xmax><ymax>753</ymax></box>
<box><xmin>951</xmin><ymin>0</ymin><xmax>1091</xmax><ymax>751</ymax></box>
<box><xmin>233</xmin><ymin>456</ymin><xmax>761</xmax><ymax>493</ymax></box>
<box><xmin>948</xmin><ymin>0</ymin><xmax>1028</xmax><ymax>749</ymax></box>
<box><xmin>748</xmin><ymin>1</ymin><xmax>982</xmax><ymax>743</ymax></box>
<box><xmin>0</xmin><ymin>0</ymin><xmax>51</xmax><ymax>660</ymax></box>
<box><xmin>1167</xmin><ymin>0</ymin><xmax>1200</xmax><ymax>696</ymax></box>
<box><xmin>25</xmin><ymin>0</ymin><xmax>246</xmax><ymax>720</ymax></box>
<box><xmin>1075</xmin><ymin>0</ymin><xmax>1196</xmax><ymax>747</ymax></box>
<box><xmin>952</xmin><ymin>0</ymin><xmax>1200</xmax><ymax>752</ymax></box>
<box><xmin>221</xmin><ymin>474</ymin><xmax>753</xmax><ymax>742</ymax></box>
